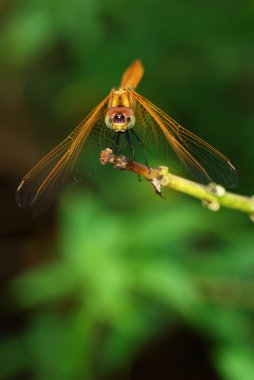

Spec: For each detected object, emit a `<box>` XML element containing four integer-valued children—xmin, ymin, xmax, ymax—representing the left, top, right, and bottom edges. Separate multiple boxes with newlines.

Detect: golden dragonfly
<box><xmin>16</xmin><ymin>60</ymin><xmax>237</xmax><ymax>215</ymax></box>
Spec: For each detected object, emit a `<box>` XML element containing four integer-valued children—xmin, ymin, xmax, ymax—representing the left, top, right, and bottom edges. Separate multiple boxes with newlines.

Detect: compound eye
<box><xmin>105</xmin><ymin>115</ymin><xmax>113</xmax><ymax>129</ymax></box>
<box><xmin>127</xmin><ymin>115</ymin><xmax>135</xmax><ymax>129</ymax></box>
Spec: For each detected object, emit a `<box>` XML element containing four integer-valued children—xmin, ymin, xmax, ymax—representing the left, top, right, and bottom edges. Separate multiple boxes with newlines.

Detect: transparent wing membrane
<box><xmin>16</xmin><ymin>96</ymin><xmax>109</xmax><ymax>216</ymax></box>
<box><xmin>132</xmin><ymin>91</ymin><xmax>237</xmax><ymax>188</ymax></box>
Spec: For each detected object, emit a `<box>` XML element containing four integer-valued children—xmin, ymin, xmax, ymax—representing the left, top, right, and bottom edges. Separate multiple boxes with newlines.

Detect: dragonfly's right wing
<box><xmin>16</xmin><ymin>95</ymin><xmax>110</xmax><ymax>216</ymax></box>
<box><xmin>132</xmin><ymin>91</ymin><xmax>237</xmax><ymax>188</ymax></box>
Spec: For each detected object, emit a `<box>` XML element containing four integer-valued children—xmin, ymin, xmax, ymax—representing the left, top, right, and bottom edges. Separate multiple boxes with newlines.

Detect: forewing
<box><xmin>132</xmin><ymin>91</ymin><xmax>237</xmax><ymax>188</ymax></box>
<box><xmin>16</xmin><ymin>96</ymin><xmax>109</xmax><ymax>216</ymax></box>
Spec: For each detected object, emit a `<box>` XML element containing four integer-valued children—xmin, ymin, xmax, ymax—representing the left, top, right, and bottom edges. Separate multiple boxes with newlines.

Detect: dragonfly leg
<box><xmin>111</xmin><ymin>132</ymin><xmax>116</xmax><ymax>150</ymax></box>
<box><xmin>125</xmin><ymin>130</ymin><xmax>141</xmax><ymax>181</ymax></box>
<box><xmin>130</xmin><ymin>129</ymin><xmax>151</xmax><ymax>172</ymax></box>
<box><xmin>125</xmin><ymin>130</ymin><xmax>135</xmax><ymax>161</ymax></box>
<box><xmin>111</xmin><ymin>132</ymin><xmax>121</xmax><ymax>155</ymax></box>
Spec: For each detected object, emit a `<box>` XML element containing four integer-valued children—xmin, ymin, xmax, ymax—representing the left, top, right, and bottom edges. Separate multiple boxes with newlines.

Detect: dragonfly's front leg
<box><xmin>130</xmin><ymin>129</ymin><xmax>150</xmax><ymax>172</ymax></box>
<box><xmin>111</xmin><ymin>132</ymin><xmax>121</xmax><ymax>155</ymax></box>
<box><xmin>125</xmin><ymin>130</ymin><xmax>135</xmax><ymax>161</ymax></box>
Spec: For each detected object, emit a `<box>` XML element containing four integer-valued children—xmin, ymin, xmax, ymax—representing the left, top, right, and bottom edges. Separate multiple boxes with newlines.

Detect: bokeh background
<box><xmin>1</xmin><ymin>1</ymin><xmax>254</xmax><ymax>379</ymax></box>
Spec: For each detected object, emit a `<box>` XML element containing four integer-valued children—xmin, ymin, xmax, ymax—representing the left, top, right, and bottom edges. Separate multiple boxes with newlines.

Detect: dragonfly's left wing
<box><xmin>16</xmin><ymin>95</ymin><xmax>110</xmax><ymax>216</ymax></box>
<box><xmin>132</xmin><ymin>91</ymin><xmax>237</xmax><ymax>188</ymax></box>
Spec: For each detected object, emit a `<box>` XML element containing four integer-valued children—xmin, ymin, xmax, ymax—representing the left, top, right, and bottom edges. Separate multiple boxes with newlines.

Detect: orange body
<box><xmin>105</xmin><ymin>60</ymin><xmax>143</xmax><ymax>132</ymax></box>
<box><xmin>120</xmin><ymin>59</ymin><xmax>144</xmax><ymax>89</ymax></box>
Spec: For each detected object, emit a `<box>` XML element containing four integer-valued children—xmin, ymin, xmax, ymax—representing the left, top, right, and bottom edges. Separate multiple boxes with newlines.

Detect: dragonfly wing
<box><xmin>132</xmin><ymin>91</ymin><xmax>237</xmax><ymax>188</ymax></box>
<box><xmin>16</xmin><ymin>96</ymin><xmax>109</xmax><ymax>216</ymax></box>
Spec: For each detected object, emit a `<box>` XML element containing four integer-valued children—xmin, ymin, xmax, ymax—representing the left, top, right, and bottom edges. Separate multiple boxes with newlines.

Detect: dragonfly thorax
<box><xmin>105</xmin><ymin>106</ymin><xmax>135</xmax><ymax>132</ymax></box>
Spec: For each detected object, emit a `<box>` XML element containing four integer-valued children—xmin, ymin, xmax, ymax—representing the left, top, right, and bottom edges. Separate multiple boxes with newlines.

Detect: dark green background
<box><xmin>1</xmin><ymin>1</ymin><xmax>254</xmax><ymax>379</ymax></box>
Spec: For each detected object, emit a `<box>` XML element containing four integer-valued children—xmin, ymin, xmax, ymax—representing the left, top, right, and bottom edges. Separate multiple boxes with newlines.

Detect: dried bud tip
<box><xmin>202</xmin><ymin>199</ymin><xmax>221</xmax><ymax>212</ymax></box>
<box><xmin>207</xmin><ymin>183</ymin><xmax>225</xmax><ymax>197</ymax></box>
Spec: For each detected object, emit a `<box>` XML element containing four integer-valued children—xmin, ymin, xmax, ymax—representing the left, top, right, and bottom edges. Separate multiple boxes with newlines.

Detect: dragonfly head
<box><xmin>105</xmin><ymin>107</ymin><xmax>135</xmax><ymax>132</ymax></box>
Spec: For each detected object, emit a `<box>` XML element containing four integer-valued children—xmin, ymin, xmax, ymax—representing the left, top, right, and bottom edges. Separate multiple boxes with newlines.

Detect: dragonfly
<box><xmin>16</xmin><ymin>60</ymin><xmax>237</xmax><ymax>215</ymax></box>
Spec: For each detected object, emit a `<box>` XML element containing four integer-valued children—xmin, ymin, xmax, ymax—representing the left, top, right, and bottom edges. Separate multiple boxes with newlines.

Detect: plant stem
<box><xmin>100</xmin><ymin>148</ymin><xmax>254</xmax><ymax>218</ymax></box>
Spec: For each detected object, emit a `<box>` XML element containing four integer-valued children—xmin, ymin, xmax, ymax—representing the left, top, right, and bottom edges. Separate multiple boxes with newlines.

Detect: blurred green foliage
<box><xmin>1</xmin><ymin>0</ymin><xmax>254</xmax><ymax>379</ymax></box>
<box><xmin>2</xmin><ymin>190</ymin><xmax>254</xmax><ymax>379</ymax></box>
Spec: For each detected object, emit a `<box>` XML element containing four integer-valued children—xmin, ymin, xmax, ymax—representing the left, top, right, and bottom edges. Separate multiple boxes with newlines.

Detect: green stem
<box><xmin>162</xmin><ymin>171</ymin><xmax>254</xmax><ymax>215</ymax></box>
<box><xmin>100</xmin><ymin>148</ymin><xmax>254</xmax><ymax>218</ymax></box>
